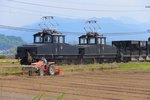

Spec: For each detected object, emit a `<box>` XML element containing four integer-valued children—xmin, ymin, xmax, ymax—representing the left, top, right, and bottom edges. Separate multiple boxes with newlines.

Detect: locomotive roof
<box><xmin>112</xmin><ymin>40</ymin><xmax>147</xmax><ymax>45</ymax></box>
<box><xmin>33</xmin><ymin>29</ymin><xmax>64</xmax><ymax>36</ymax></box>
<box><xmin>79</xmin><ymin>32</ymin><xmax>104</xmax><ymax>38</ymax></box>
<box><xmin>112</xmin><ymin>40</ymin><xmax>147</xmax><ymax>42</ymax></box>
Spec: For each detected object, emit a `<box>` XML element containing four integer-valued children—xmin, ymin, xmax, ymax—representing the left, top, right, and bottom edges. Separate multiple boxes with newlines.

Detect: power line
<box><xmin>0</xmin><ymin>24</ymin><xmax>149</xmax><ymax>36</ymax></box>
<box><xmin>0</xmin><ymin>5</ymin><xmax>43</xmax><ymax>16</ymax></box>
<box><xmin>37</xmin><ymin>0</ymin><xmax>144</xmax><ymax>8</ymax></box>
<box><xmin>104</xmin><ymin>31</ymin><xmax>149</xmax><ymax>36</ymax></box>
<box><xmin>0</xmin><ymin>4</ymin><xmax>84</xmax><ymax>18</ymax></box>
<box><xmin>8</xmin><ymin>0</ymin><xmax>148</xmax><ymax>12</ymax></box>
<box><xmin>0</xmin><ymin>25</ymin><xmax>41</xmax><ymax>32</ymax></box>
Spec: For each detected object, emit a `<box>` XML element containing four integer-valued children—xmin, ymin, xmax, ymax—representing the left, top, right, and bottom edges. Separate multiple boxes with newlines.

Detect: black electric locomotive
<box><xmin>16</xmin><ymin>29</ymin><xmax>118</xmax><ymax>65</ymax></box>
<box><xmin>16</xmin><ymin>17</ymin><xmax>150</xmax><ymax>65</ymax></box>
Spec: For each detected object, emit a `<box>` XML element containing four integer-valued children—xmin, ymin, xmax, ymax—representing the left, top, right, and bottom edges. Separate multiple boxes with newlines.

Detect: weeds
<box><xmin>32</xmin><ymin>94</ymin><xmax>43</xmax><ymax>100</ymax></box>
<box><xmin>32</xmin><ymin>93</ymin><xmax>64</xmax><ymax>100</ymax></box>
<box><xmin>61</xmin><ymin>63</ymin><xmax>118</xmax><ymax>72</ymax></box>
<box><xmin>57</xmin><ymin>93</ymin><xmax>64</xmax><ymax>100</ymax></box>
<box><xmin>0</xmin><ymin>69</ymin><xmax>23</xmax><ymax>75</ymax></box>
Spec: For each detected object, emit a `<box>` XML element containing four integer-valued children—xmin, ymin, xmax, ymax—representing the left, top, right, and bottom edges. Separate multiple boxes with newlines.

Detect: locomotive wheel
<box><xmin>28</xmin><ymin>70</ymin><xmax>32</xmax><ymax>76</ymax></box>
<box><xmin>49</xmin><ymin>65</ymin><xmax>56</xmax><ymax>75</ymax></box>
<box><xmin>38</xmin><ymin>68</ymin><xmax>44</xmax><ymax>76</ymax></box>
<box><xmin>20</xmin><ymin>57</ymin><xmax>31</xmax><ymax>65</ymax></box>
<box><xmin>20</xmin><ymin>58</ymin><xmax>27</xmax><ymax>65</ymax></box>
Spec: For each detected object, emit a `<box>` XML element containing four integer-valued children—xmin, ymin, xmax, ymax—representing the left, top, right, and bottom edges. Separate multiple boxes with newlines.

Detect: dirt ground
<box><xmin>0</xmin><ymin>71</ymin><xmax>150</xmax><ymax>100</ymax></box>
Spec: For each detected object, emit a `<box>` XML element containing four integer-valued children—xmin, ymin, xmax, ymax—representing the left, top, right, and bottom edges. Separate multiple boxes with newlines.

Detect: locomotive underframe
<box><xmin>31</xmin><ymin>53</ymin><xmax>117</xmax><ymax>64</ymax></box>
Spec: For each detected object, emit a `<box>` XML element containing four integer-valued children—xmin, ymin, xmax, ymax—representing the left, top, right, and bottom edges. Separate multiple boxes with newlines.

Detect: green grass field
<box><xmin>61</xmin><ymin>63</ymin><xmax>118</xmax><ymax>72</ymax></box>
<box><xmin>118</xmin><ymin>62</ymin><xmax>150</xmax><ymax>71</ymax></box>
<box><xmin>0</xmin><ymin>59</ymin><xmax>150</xmax><ymax>75</ymax></box>
<box><xmin>61</xmin><ymin>62</ymin><xmax>150</xmax><ymax>72</ymax></box>
<box><xmin>0</xmin><ymin>69</ymin><xmax>23</xmax><ymax>75</ymax></box>
<box><xmin>0</xmin><ymin>59</ymin><xmax>20</xmax><ymax>66</ymax></box>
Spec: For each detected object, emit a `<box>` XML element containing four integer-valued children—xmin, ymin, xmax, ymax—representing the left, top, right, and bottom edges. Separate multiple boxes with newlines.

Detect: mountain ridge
<box><xmin>0</xmin><ymin>17</ymin><xmax>150</xmax><ymax>44</ymax></box>
<box><xmin>0</xmin><ymin>34</ymin><xmax>26</xmax><ymax>54</ymax></box>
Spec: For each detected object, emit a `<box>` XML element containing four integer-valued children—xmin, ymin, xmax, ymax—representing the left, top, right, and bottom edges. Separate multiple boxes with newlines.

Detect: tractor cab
<box><xmin>33</xmin><ymin>29</ymin><xmax>65</xmax><ymax>44</ymax></box>
<box><xmin>79</xmin><ymin>32</ymin><xmax>106</xmax><ymax>45</ymax></box>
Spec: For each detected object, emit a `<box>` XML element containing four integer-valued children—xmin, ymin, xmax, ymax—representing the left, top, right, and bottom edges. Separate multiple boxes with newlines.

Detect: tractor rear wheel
<box><xmin>49</xmin><ymin>65</ymin><xmax>56</xmax><ymax>75</ymax></box>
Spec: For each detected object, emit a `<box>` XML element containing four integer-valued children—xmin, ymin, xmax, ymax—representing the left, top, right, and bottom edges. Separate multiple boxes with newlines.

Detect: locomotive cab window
<box><xmin>34</xmin><ymin>36</ymin><xmax>43</xmax><ymax>43</ymax></box>
<box><xmin>101</xmin><ymin>39</ymin><xmax>105</xmax><ymax>44</ymax></box>
<box><xmin>53</xmin><ymin>36</ymin><xmax>59</xmax><ymax>43</ymax></box>
<box><xmin>59</xmin><ymin>36</ymin><xmax>64</xmax><ymax>43</ymax></box>
<box><xmin>97</xmin><ymin>37</ymin><xmax>106</xmax><ymax>45</ymax></box>
<box><xmin>52</xmin><ymin>35</ymin><xmax>65</xmax><ymax>43</ymax></box>
<box><xmin>88</xmin><ymin>37</ymin><xmax>95</xmax><ymax>44</ymax></box>
<box><xmin>80</xmin><ymin>38</ymin><xmax>87</xmax><ymax>44</ymax></box>
<box><xmin>81</xmin><ymin>38</ymin><xmax>87</xmax><ymax>44</ymax></box>
<box><xmin>44</xmin><ymin>35</ymin><xmax>51</xmax><ymax>42</ymax></box>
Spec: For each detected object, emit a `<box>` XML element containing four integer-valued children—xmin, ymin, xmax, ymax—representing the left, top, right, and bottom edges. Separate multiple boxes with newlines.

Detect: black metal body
<box><xmin>16</xmin><ymin>30</ymin><xmax>118</xmax><ymax>64</ymax></box>
<box><xmin>16</xmin><ymin>29</ymin><xmax>150</xmax><ymax>64</ymax></box>
<box><xmin>112</xmin><ymin>40</ymin><xmax>150</xmax><ymax>62</ymax></box>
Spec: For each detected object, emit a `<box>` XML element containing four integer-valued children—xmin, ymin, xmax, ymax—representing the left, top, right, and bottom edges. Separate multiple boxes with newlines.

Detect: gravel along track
<box><xmin>0</xmin><ymin>71</ymin><xmax>150</xmax><ymax>100</ymax></box>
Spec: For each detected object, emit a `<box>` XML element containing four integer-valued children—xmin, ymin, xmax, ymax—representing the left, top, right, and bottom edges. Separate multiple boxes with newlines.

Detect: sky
<box><xmin>0</xmin><ymin>0</ymin><xmax>150</xmax><ymax>26</ymax></box>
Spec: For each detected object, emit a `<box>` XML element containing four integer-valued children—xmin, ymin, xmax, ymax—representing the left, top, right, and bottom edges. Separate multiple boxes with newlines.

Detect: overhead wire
<box><xmin>7</xmin><ymin>0</ymin><xmax>148</xmax><ymax>12</ymax></box>
<box><xmin>0</xmin><ymin>0</ymin><xmax>149</xmax><ymax>37</ymax></box>
<box><xmin>0</xmin><ymin>4</ymin><xmax>83</xmax><ymax>18</ymax></box>
<box><xmin>0</xmin><ymin>24</ymin><xmax>149</xmax><ymax>36</ymax></box>
<box><xmin>0</xmin><ymin>0</ymin><xmax>148</xmax><ymax>21</ymax></box>
<box><xmin>34</xmin><ymin>0</ymin><xmax>144</xmax><ymax>8</ymax></box>
<box><xmin>0</xmin><ymin>25</ymin><xmax>41</xmax><ymax>32</ymax></box>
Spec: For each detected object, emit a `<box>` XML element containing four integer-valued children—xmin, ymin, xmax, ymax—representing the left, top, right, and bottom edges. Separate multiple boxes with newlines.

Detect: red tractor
<box><xmin>22</xmin><ymin>58</ymin><xmax>61</xmax><ymax>76</ymax></box>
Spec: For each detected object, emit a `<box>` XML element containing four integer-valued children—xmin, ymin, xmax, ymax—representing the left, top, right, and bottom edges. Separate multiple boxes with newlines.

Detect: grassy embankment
<box><xmin>118</xmin><ymin>62</ymin><xmax>150</xmax><ymax>71</ymax></box>
<box><xmin>0</xmin><ymin>59</ymin><xmax>22</xmax><ymax>75</ymax></box>
<box><xmin>1</xmin><ymin>59</ymin><xmax>150</xmax><ymax>75</ymax></box>
<box><xmin>62</xmin><ymin>62</ymin><xmax>150</xmax><ymax>72</ymax></box>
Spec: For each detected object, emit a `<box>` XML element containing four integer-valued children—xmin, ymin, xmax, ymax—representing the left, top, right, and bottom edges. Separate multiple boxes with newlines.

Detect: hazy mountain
<box><xmin>0</xmin><ymin>34</ymin><xmax>26</xmax><ymax>54</ymax></box>
<box><xmin>1</xmin><ymin>17</ymin><xmax>150</xmax><ymax>44</ymax></box>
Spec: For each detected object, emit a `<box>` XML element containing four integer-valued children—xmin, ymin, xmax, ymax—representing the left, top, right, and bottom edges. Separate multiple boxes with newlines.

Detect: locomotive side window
<box><xmin>44</xmin><ymin>35</ymin><xmax>51</xmax><ymax>42</ymax></box>
<box><xmin>97</xmin><ymin>38</ymin><xmax>100</xmax><ymax>44</ymax></box>
<box><xmin>35</xmin><ymin>36</ymin><xmax>43</xmax><ymax>43</ymax></box>
<box><xmin>53</xmin><ymin>36</ymin><xmax>59</xmax><ymax>43</ymax></box>
<box><xmin>88</xmin><ymin>37</ymin><xmax>95</xmax><ymax>44</ymax></box>
<box><xmin>101</xmin><ymin>38</ymin><xmax>105</xmax><ymax>44</ymax></box>
<box><xmin>97</xmin><ymin>38</ymin><xmax>106</xmax><ymax>45</ymax></box>
<box><xmin>80</xmin><ymin>38</ymin><xmax>87</xmax><ymax>44</ymax></box>
<box><xmin>59</xmin><ymin>36</ymin><xmax>64</xmax><ymax>43</ymax></box>
<box><xmin>79</xmin><ymin>34</ymin><xmax>106</xmax><ymax>45</ymax></box>
<box><xmin>33</xmin><ymin>30</ymin><xmax>65</xmax><ymax>44</ymax></box>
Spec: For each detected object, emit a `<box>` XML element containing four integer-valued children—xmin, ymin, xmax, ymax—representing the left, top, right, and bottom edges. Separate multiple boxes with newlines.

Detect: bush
<box><xmin>0</xmin><ymin>55</ymin><xmax>6</xmax><ymax>59</ymax></box>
